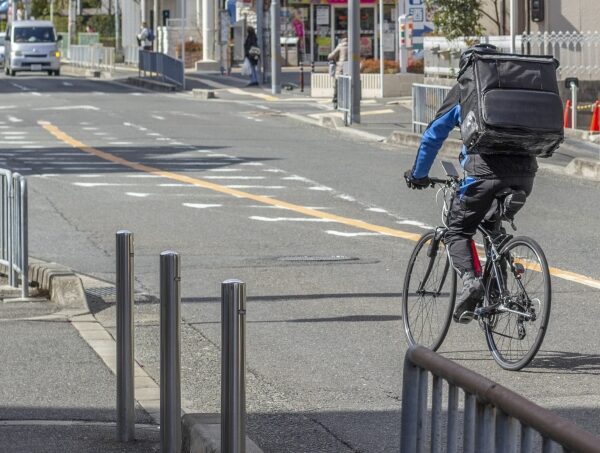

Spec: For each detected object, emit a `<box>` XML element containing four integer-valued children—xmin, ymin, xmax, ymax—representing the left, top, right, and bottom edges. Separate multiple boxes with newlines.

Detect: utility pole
<box><xmin>153</xmin><ymin>0</ymin><xmax>158</xmax><ymax>50</ymax></box>
<box><xmin>509</xmin><ymin>0</ymin><xmax>517</xmax><ymax>53</ymax></box>
<box><xmin>68</xmin><ymin>0</ymin><xmax>76</xmax><ymax>54</ymax></box>
<box><xmin>115</xmin><ymin>0</ymin><xmax>120</xmax><ymax>52</ymax></box>
<box><xmin>348</xmin><ymin>0</ymin><xmax>361</xmax><ymax>124</ymax></box>
<box><xmin>255</xmin><ymin>0</ymin><xmax>264</xmax><ymax>83</ymax></box>
<box><xmin>202</xmin><ymin>0</ymin><xmax>215</xmax><ymax>60</ymax></box>
<box><xmin>270</xmin><ymin>0</ymin><xmax>280</xmax><ymax>94</ymax></box>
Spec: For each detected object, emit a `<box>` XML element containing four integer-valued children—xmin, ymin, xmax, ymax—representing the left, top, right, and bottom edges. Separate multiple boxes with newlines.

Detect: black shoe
<box><xmin>246</xmin><ymin>82</ymin><xmax>259</xmax><ymax>87</ymax></box>
<box><xmin>453</xmin><ymin>272</ymin><xmax>484</xmax><ymax>324</ymax></box>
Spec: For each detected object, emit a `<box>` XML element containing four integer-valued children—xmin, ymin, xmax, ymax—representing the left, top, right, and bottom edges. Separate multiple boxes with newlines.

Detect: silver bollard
<box><xmin>160</xmin><ymin>251</ymin><xmax>182</xmax><ymax>453</ymax></box>
<box><xmin>221</xmin><ymin>279</ymin><xmax>247</xmax><ymax>453</ymax></box>
<box><xmin>116</xmin><ymin>230</ymin><xmax>135</xmax><ymax>442</ymax></box>
<box><xmin>19</xmin><ymin>176</ymin><xmax>28</xmax><ymax>298</ymax></box>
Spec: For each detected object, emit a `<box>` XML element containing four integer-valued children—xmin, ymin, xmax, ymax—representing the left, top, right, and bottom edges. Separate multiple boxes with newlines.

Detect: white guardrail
<box><xmin>67</xmin><ymin>45</ymin><xmax>115</xmax><ymax>72</ymax></box>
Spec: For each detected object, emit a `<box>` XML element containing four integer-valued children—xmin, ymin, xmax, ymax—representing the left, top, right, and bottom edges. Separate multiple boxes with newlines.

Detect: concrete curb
<box><xmin>125</xmin><ymin>76</ymin><xmax>179</xmax><ymax>92</ymax></box>
<box><xmin>386</xmin><ymin>130</ymin><xmax>461</xmax><ymax>158</ymax></box>
<box><xmin>60</xmin><ymin>64</ymin><xmax>113</xmax><ymax>79</ymax></box>
<box><xmin>192</xmin><ymin>88</ymin><xmax>216</xmax><ymax>99</ymax></box>
<box><xmin>565</xmin><ymin>157</ymin><xmax>600</xmax><ymax>181</ymax></box>
<box><xmin>182</xmin><ymin>414</ymin><xmax>263</xmax><ymax>453</ymax></box>
<box><xmin>0</xmin><ymin>258</ymin><xmax>86</xmax><ymax>309</ymax></box>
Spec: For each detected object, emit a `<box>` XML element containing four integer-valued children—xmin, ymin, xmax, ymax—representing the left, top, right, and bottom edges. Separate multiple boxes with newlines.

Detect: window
<box><xmin>14</xmin><ymin>27</ymin><xmax>56</xmax><ymax>43</ymax></box>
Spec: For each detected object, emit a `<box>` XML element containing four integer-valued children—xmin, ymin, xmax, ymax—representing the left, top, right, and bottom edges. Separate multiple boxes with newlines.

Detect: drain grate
<box><xmin>277</xmin><ymin>255</ymin><xmax>359</xmax><ymax>263</ymax></box>
<box><xmin>85</xmin><ymin>286</ymin><xmax>117</xmax><ymax>298</ymax></box>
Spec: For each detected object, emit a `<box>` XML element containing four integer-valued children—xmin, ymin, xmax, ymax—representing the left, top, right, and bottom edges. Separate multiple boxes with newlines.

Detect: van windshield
<box><xmin>14</xmin><ymin>27</ymin><xmax>55</xmax><ymax>43</ymax></box>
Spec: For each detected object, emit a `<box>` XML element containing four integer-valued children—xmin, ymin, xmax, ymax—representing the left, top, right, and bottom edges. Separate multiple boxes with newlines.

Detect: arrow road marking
<box><xmin>41</xmin><ymin>121</ymin><xmax>600</xmax><ymax>290</ymax></box>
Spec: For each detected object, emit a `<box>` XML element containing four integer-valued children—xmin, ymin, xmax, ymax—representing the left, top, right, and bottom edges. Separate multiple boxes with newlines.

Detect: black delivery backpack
<box><xmin>457</xmin><ymin>50</ymin><xmax>564</xmax><ymax>157</ymax></box>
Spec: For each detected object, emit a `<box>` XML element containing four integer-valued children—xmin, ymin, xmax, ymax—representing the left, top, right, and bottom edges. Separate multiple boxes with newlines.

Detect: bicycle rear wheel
<box><xmin>402</xmin><ymin>231</ymin><xmax>456</xmax><ymax>351</ymax></box>
<box><xmin>483</xmin><ymin>236</ymin><xmax>551</xmax><ymax>371</ymax></box>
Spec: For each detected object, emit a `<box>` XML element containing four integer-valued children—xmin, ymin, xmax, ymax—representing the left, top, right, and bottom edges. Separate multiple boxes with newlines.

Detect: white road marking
<box><xmin>94</xmin><ymin>132</ymin><xmax>108</xmax><ymax>135</ymax></box>
<box><xmin>282</xmin><ymin>175</ymin><xmax>310</xmax><ymax>182</ymax></box>
<box><xmin>159</xmin><ymin>183</ymin><xmax>194</xmax><ymax>187</ymax></box>
<box><xmin>367</xmin><ymin>207</ymin><xmax>388</xmax><ymax>213</ymax></box>
<box><xmin>0</xmin><ymin>141</ymin><xmax>35</xmax><ymax>145</ymax></box>
<box><xmin>3</xmin><ymin>136</ymin><xmax>28</xmax><ymax>140</ymax></box>
<box><xmin>32</xmin><ymin>174</ymin><xmax>59</xmax><ymax>178</ymax></box>
<box><xmin>147</xmin><ymin>133</ymin><xmax>161</xmax><ymax>136</ymax></box>
<box><xmin>203</xmin><ymin>176</ymin><xmax>265</xmax><ymax>180</ymax></box>
<box><xmin>208</xmin><ymin>168</ymin><xmax>241</xmax><ymax>172</ymax></box>
<box><xmin>62</xmin><ymin>82</ymin><xmax>74</xmax><ymax>86</ymax></box>
<box><xmin>338</xmin><ymin>194</ymin><xmax>356</xmax><ymax>202</ymax></box>
<box><xmin>130</xmin><ymin>93</ymin><xmax>143</xmax><ymax>96</ymax></box>
<box><xmin>0</xmin><ymin>106</ymin><xmax>16</xmax><ymax>110</ymax></box>
<box><xmin>151</xmin><ymin>115</ymin><xmax>165</xmax><ymax>120</ymax></box>
<box><xmin>126</xmin><ymin>174</ymin><xmax>161</xmax><ymax>178</ymax></box>
<box><xmin>77</xmin><ymin>174</ymin><xmax>103</xmax><ymax>178</ymax></box>
<box><xmin>1</xmin><ymin>131</ymin><xmax>27</xmax><ymax>135</ymax></box>
<box><xmin>126</xmin><ymin>192</ymin><xmax>151</xmax><ymax>197</ymax></box>
<box><xmin>207</xmin><ymin>153</ymin><xmax>230</xmax><ymax>157</ymax></box>
<box><xmin>263</xmin><ymin>168</ymin><xmax>285</xmax><ymax>173</ymax></box>
<box><xmin>226</xmin><ymin>185</ymin><xmax>285</xmax><ymax>189</ymax></box>
<box><xmin>250</xmin><ymin>216</ymin><xmax>334</xmax><ymax>222</ymax></box>
<box><xmin>83</xmin><ymin>127</ymin><xmax>98</xmax><ymax>131</ymax></box>
<box><xmin>171</xmin><ymin>142</ymin><xmax>185</xmax><ymax>145</ymax></box>
<box><xmin>240</xmin><ymin>162</ymin><xmax>263</xmax><ymax>166</ymax></box>
<box><xmin>34</xmin><ymin>105</ymin><xmax>100</xmax><ymax>111</ymax></box>
<box><xmin>10</xmin><ymin>82</ymin><xmax>29</xmax><ymax>91</ymax></box>
<box><xmin>31</xmin><ymin>92</ymin><xmax>42</xmax><ymax>96</ymax></box>
<box><xmin>182</xmin><ymin>203</ymin><xmax>222</xmax><ymax>209</ymax></box>
<box><xmin>309</xmin><ymin>186</ymin><xmax>333</xmax><ymax>191</ymax></box>
<box><xmin>326</xmin><ymin>230</ymin><xmax>384</xmax><ymax>237</ymax></box>
<box><xmin>397</xmin><ymin>220</ymin><xmax>433</xmax><ymax>230</ymax></box>
<box><xmin>109</xmin><ymin>142</ymin><xmax>133</xmax><ymax>145</ymax></box>
<box><xmin>73</xmin><ymin>182</ymin><xmax>134</xmax><ymax>187</ymax></box>
<box><xmin>7</xmin><ymin>116</ymin><xmax>23</xmax><ymax>123</ymax></box>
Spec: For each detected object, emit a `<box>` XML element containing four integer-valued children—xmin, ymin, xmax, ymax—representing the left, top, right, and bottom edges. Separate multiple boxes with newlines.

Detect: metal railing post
<box><xmin>19</xmin><ymin>176</ymin><xmax>28</xmax><ymax>298</ymax></box>
<box><xmin>160</xmin><ymin>251</ymin><xmax>181</xmax><ymax>453</ymax></box>
<box><xmin>221</xmin><ymin>279</ymin><xmax>247</xmax><ymax>453</ymax></box>
<box><xmin>116</xmin><ymin>230</ymin><xmax>135</xmax><ymax>442</ymax></box>
<box><xmin>7</xmin><ymin>171</ymin><xmax>13</xmax><ymax>287</ymax></box>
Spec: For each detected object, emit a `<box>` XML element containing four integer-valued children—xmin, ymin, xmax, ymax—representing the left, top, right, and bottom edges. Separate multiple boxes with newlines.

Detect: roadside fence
<box><xmin>68</xmin><ymin>45</ymin><xmax>115</xmax><ymax>72</ymax></box>
<box><xmin>401</xmin><ymin>345</ymin><xmax>600</xmax><ymax>452</ymax></box>
<box><xmin>138</xmin><ymin>50</ymin><xmax>185</xmax><ymax>89</ymax></box>
<box><xmin>0</xmin><ymin>170</ymin><xmax>28</xmax><ymax>298</ymax></box>
<box><xmin>412</xmin><ymin>83</ymin><xmax>451</xmax><ymax>134</ymax></box>
<box><xmin>337</xmin><ymin>75</ymin><xmax>352</xmax><ymax>126</ymax></box>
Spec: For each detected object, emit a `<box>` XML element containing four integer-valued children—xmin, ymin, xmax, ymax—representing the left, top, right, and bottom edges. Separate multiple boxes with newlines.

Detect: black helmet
<box><xmin>459</xmin><ymin>43</ymin><xmax>499</xmax><ymax>71</ymax></box>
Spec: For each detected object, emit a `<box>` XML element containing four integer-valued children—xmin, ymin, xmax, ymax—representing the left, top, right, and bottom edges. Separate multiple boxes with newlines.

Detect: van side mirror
<box><xmin>56</xmin><ymin>35</ymin><xmax>63</xmax><ymax>42</ymax></box>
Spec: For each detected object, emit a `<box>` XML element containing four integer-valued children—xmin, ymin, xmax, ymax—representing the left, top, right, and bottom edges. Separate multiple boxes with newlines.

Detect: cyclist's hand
<box><xmin>404</xmin><ymin>170</ymin><xmax>431</xmax><ymax>190</ymax></box>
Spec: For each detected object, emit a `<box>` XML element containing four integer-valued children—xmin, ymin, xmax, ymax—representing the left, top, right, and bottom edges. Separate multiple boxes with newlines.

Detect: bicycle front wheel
<box><xmin>484</xmin><ymin>236</ymin><xmax>551</xmax><ymax>371</ymax></box>
<box><xmin>402</xmin><ymin>231</ymin><xmax>456</xmax><ymax>351</ymax></box>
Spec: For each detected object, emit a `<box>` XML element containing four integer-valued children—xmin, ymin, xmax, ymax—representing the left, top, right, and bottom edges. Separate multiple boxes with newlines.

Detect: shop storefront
<box><xmin>278</xmin><ymin>0</ymin><xmax>398</xmax><ymax>63</ymax></box>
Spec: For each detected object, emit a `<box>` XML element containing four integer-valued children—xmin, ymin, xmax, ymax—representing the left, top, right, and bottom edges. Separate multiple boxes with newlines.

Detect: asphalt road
<box><xmin>1</xmin><ymin>73</ymin><xmax>599</xmax><ymax>452</ymax></box>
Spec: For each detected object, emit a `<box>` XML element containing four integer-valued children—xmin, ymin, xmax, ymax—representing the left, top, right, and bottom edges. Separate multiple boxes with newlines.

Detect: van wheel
<box><xmin>54</xmin><ymin>69</ymin><xmax>60</xmax><ymax>76</ymax></box>
<box><xmin>47</xmin><ymin>70</ymin><xmax>53</xmax><ymax>76</ymax></box>
<box><xmin>10</xmin><ymin>69</ymin><xmax>16</xmax><ymax>77</ymax></box>
<box><xmin>4</xmin><ymin>66</ymin><xmax>8</xmax><ymax>75</ymax></box>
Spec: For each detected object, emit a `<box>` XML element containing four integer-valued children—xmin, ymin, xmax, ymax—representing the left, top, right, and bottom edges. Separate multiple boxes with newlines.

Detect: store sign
<box><xmin>404</xmin><ymin>0</ymin><xmax>434</xmax><ymax>46</ymax></box>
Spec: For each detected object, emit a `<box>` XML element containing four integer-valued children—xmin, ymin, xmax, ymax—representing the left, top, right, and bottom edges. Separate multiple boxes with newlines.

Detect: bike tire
<box><xmin>483</xmin><ymin>236</ymin><xmax>551</xmax><ymax>371</ymax></box>
<box><xmin>402</xmin><ymin>231</ymin><xmax>456</xmax><ymax>351</ymax></box>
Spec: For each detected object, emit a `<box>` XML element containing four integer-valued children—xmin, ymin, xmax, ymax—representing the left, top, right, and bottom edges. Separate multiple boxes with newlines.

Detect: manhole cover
<box><xmin>277</xmin><ymin>255</ymin><xmax>359</xmax><ymax>262</ymax></box>
<box><xmin>85</xmin><ymin>287</ymin><xmax>117</xmax><ymax>298</ymax></box>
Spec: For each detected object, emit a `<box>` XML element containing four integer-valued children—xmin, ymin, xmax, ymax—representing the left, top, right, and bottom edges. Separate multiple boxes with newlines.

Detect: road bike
<box><xmin>402</xmin><ymin>161</ymin><xmax>551</xmax><ymax>371</ymax></box>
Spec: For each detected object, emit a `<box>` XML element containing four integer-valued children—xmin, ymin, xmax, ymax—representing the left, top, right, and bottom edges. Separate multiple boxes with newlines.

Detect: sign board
<box><xmin>316</xmin><ymin>5</ymin><xmax>329</xmax><ymax>25</ymax></box>
<box><xmin>404</xmin><ymin>0</ymin><xmax>434</xmax><ymax>47</ymax></box>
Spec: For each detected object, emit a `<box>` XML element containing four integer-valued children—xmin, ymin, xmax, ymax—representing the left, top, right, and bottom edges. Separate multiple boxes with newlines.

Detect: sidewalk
<box><xmin>0</xmin><ymin>281</ymin><xmax>160</xmax><ymax>452</ymax></box>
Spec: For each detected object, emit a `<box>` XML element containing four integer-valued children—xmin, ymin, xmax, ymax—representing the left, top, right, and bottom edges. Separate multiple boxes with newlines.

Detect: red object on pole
<box><xmin>590</xmin><ymin>100</ymin><xmax>600</xmax><ymax>133</ymax></box>
<box><xmin>469</xmin><ymin>240</ymin><xmax>482</xmax><ymax>278</ymax></box>
<box><xmin>563</xmin><ymin>99</ymin><xmax>571</xmax><ymax>128</ymax></box>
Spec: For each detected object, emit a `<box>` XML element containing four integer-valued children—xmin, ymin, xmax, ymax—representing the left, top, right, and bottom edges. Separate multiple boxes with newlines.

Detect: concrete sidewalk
<box><xmin>0</xmin><ymin>278</ymin><xmax>160</xmax><ymax>452</ymax></box>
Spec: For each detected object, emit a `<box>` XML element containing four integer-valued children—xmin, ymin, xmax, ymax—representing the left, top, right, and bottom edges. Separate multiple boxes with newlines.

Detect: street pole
<box><xmin>153</xmin><ymin>0</ymin><xmax>158</xmax><ymax>50</ymax></box>
<box><xmin>255</xmin><ymin>0</ymin><xmax>264</xmax><ymax>83</ymax></box>
<box><xmin>202</xmin><ymin>0</ymin><xmax>215</xmax><ymax>60</ymax></box>
<box><xmin>270</xmin><ymin>0</ymin><xmax>280</xmax><ymax>94</ymax></box>
<box><xmin>68</xmin><ymin>0</ymin><xmax>75</xmax><ymax>55</ymax></box>
<box><xmin>181</xmin><ymin>0</ymin><xmax>185</xmax><ymax>89</ymax></box>
<box><xmin>509</xmin><ymin>0</ymin><xmax>517</xmax><ymax>53</ymax></box>
<box><xmin>50</xmin><ymin>0</ymin><xmax>54</xmax><ymax>24</ymax></box>
<box><xmin>115</xmin><ymin>0</ymin><xmax>120</xmax><ymax>52</ymax></box>
<box><xmin>348</xmin><ymin>0</ymin><xmax>361</xmax><ymax>124</ymax></box>
<box><xmin>141</xmin><ymin>0</ymin><xmax>146</xmax><ymax>23</ymax></box>
<box><xmin>379</xmin><ymin>0</ymin><xmax>384</xmax><ymax>99</ymax></box>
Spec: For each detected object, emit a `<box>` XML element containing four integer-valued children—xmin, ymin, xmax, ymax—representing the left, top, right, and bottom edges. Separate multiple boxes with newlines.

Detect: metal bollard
<box><xmin>116</xmin><ymin>230</ymin><xmax>135</xmax><ymax>442</ymax></box>
<box><xmin>311</xmin><ymin>60</ymin><xmax>315</xmax><ymax>73</ymax></box>
<box><xmin>160</xmin><ymin>251</ymin><xmax>182</xmax><ymax>453</ymax></box>
<box><xmin>221</xmin><ymin>279</ymin><xmax>247</xmax><ymax>453</ymax></box>
<box><xmin>19</xmin><ymin>176</ymin><xmax>28</xmax><ymax>298</ymax></box>
<box><xmin>300</xmin><ymin>61</ymin><xmax>304</xmax><ymax>93</ymax></box>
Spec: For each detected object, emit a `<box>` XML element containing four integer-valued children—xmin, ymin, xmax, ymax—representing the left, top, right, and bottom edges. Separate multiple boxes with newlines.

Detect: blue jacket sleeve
<box><xmin>412</xmin><ymin>104</ymin><xmax>461</xmax><ymax>179</ymax></box>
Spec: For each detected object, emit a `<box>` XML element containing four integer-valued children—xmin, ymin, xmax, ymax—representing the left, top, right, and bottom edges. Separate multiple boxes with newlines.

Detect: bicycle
<box><xmin>402</xmin><ymin>161</ymin><xmax>551</xmax><ymax>371</ymax></box>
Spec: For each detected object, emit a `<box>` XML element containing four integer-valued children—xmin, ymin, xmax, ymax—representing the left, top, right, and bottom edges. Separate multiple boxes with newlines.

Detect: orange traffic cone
<box><xmin>590</xmin><ymin>100</ymin><xmax>600</xmax><ymax>133</ymax></box>
<box><xmin>563</xmin><ymin>99</ymin><xmax>571</xmax><ymax>128</ymax></box>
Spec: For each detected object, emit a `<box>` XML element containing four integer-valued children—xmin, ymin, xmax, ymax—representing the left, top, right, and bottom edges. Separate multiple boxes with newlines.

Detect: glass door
<box><xmin>313</xmin><ymin>4</ymin><xmax>332</xmax><ymax>62</ymax></box>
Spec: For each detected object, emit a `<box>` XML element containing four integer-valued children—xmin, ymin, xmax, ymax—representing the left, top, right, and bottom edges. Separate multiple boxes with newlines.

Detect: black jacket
<box><xmin>244</xmin><ymin>32</ymin><xmax>259</xmax><ymax>65</ymax></box>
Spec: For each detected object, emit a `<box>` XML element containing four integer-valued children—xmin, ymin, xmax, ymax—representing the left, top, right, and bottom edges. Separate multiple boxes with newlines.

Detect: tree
<box><xmin>425</xmin><ymin>0</ymin><xmax>484</xmax><ymax>40</ymax></box>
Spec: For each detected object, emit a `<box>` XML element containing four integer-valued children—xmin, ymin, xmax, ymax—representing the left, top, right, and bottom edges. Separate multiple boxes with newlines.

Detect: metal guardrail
<box><xmin>337</xmin><ymin>75</ymin><xmax>352</xmax><ymax>126</ymax></box>
<box><xmin>138</xmin><ymin>50</ymin><xmax>185</xmax><ymax>89</ymax></box>
<box><xmin>412</xmin><ymin>83</ymin><xmax>452</xmax><ymax>133</ymax></box>
<box><xmin>401</xmin><ymin>345</ymin><xmax>600</xmax><ymax>452</ymax></box>
<box><xmin>68</xmin><ymin>45</ymin><xmax>115</xmax><ymax>72</ymax></box>
<box><xmin>0</xmin><ymin>170</ymin><xmax>28</xmax><ymax>298</ymax></box>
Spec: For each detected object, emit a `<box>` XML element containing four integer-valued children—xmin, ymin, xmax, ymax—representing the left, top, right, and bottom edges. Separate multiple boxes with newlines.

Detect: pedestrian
<box><xmin>243</xmin><ymin>26</ymin><xmax>260</xmax><ymax>87</ymax></box>
<box><xmin>137</xmin><ymin>21</ymin><xmax>154</xmax><ymax>51</ymax></box>
<box><xmin>327</xmin><ymin>34</ymin><xmax>347</xmax><ymax>109</ymax></box>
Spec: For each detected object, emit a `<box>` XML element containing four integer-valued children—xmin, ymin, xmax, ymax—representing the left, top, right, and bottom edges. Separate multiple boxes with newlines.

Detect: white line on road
<box><xmin>397</xmin><ymin>220</ymin><xmax>433</xmax><ymax>229</ymax></box>
<box><xmin>35</xmin><ymin>105</ymin><xmax>100</xmax><ymax>111</ymax></box>
<box><xmin>203</xmin><ymin>176</ymin><xmax>265</xmax><ymax>180</ymax></box>
<box><xmin>151</xmin><ymin>115</ymin><xmax>165</xmax><ymax>120</ymax></box>
<box><xmin>126</xmin><ymin>192</ymin><xmax>151</xmax><ymax>197</ymax></box>
<box><xmin>159</xmin><ymin>183</ymin><xmax>194</xmax><ymax>187</ymax></box>
<box><xmin>62</xmin><ymin>82</ymin><xmax>74</xmax><ymax>86</ymax></box>
<box><xmin>182</xmin><ymin>203</ymin><xmax>222</xmax><ymax>209</ymax></box>
<box><xmin>7</xmin><ymin>116</ymin><xmax>23</xmax><ymax>123</ymax></box>
<box><xmin>282</xmin><ymin>175</ymin><xmax>311</xmax><ymax>182</ymax></box>
<box><xmin>208</xmin><ymin>168</ymin><xmax>241</xmax><ymax>172</ymax></box>
<box><xmin>0</xmin><ymin>141</ymin><xmax>35</xmax><ymax>145</ymax></box>
<box><xmin>83</xmin><ymin>127</ymin><xmax>98</xmax><ymax>131</ymax></box>
<box><xmin>0</xmin><ymin>106</ymin><xmax>16</xmax><ymax>110</ymax></box>
<box><xmin>126</xmin><ymin>174</ymin><xmax>161</xmax><ymax>178</ymax></box>
<box><xmin>241</xmin><ymin>162</ymin><xmax>263</xmax><ymax>166</ymax></box>
<box><xmin>3</xmin><ymin>136</ymin><xmax>28</xmax><ymax>140</ymax></box>
<box><xmin>109</xmin><ymin>142</ymin><xmax>133</xmax><ymax>145</ymax></box>
<box><xmin>309</xmin><ymin>186</ymin><xmax>333</xmax><ymax>191</ymax></box>
<box><xmin>250</xmin><ymin>216</ymin><xmax>334</xmax><ymax>222</ymax></box>
<box><xmin>367</xmin><ymin>208</ymin><xmax>388</xmax><ymax>213</ymax></box>
<box><xmin>326</xmin><ymin>230</ymin><xmax>384</xmax><ymax>237</ymax></box>
<box><xmin>77</xmin><ymin>174</ymin><xmax>103</xmax><ymax>178</ymax></box>
<box><xmin>10</xmin><ymin>82</ymin><xmax>29</xmax><ymax>91</ymax></box>
<box><xmin>338</xmin><ymin>194</ymin><xmax>356</xmax><ymax>202</ymax></box>
<box><xmin>226</xmin><ymin>185</ymin><xmax>285</xmax><ymax>189</ymax></box>
<box><xmin>1</xmin><ymin>131</ymin><xmax>27</xmax><ymax>135</ymax></box>
<box><xmin>73</xmin><ymin>183</ymin><xmax>134</xmax><ymax>187</ymax></box>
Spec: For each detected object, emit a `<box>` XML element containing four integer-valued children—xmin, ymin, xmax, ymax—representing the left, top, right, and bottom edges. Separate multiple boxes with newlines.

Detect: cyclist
<box><xmin>404</xmin><ymin>44</ymin><xmax>538</xmax><ymax>324</ymax></box>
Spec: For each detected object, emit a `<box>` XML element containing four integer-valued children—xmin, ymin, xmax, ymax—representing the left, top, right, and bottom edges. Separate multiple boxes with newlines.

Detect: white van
<box><xmin>4</xmin><ymin>20</ymin><xmax>62</xmax><ymax>76</ymax></box>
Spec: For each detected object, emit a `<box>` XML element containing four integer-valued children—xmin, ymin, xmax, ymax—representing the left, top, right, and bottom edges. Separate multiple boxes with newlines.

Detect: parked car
<box><xmin>0</xmin><ymin>35</ymin><xmax>5</xmax><ymax>67</ymax></box>
<box><xmin>4</xmin><ymin>20</ymin><xmax>62</xmax><ymax>76</ymax></box>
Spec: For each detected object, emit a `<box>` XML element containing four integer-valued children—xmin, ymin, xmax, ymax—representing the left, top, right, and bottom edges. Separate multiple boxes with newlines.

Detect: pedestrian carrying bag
<box><xmin>457</xmin><ymin>51</ymin><xmax>564</xmax><ymax>157</ymax></box>
<box><xmin>249</xmin><ymin>45</ymin><xmax>261</xmax><ymax>57</ymax></box>
<box><xmin>241</xmin><ymin>57</ymin><xmax>253</xmax><ymax>76</ymax></box>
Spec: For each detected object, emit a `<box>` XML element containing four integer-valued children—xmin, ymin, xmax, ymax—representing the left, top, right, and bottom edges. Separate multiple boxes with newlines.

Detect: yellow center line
<box><xmin>40</xmin><ymin>121</ymin><xmax>600</xmax><ymax>291</ymax></box>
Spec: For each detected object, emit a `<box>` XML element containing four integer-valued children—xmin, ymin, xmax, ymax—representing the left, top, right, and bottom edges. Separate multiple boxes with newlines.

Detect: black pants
<box><xmin>445</xmin><ymin>175</ymin><xmax>535</xmax><ymax>276</ymax></box>
<box><xmin>332</xmin><ymin>78</ymin><xmax>338</xmax><ymax>108</ymax></box>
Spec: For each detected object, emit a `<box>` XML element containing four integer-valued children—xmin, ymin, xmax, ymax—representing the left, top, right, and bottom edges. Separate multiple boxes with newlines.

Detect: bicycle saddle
<box><xmin>484</xmin><ymin>189</ymin><xmax>527</xmax><ymax>222</ymax></box>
